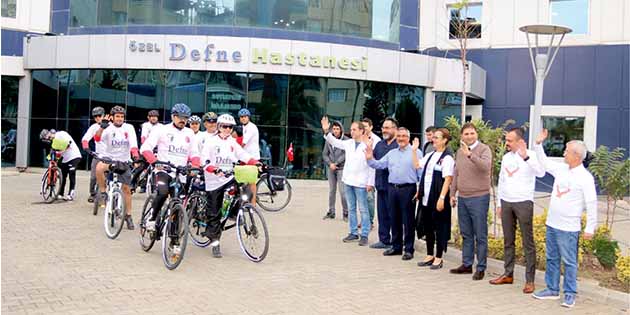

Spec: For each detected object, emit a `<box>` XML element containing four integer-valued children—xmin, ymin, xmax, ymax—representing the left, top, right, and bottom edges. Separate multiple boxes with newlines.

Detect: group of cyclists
<box><xmin>40</xmin><ymin>104</ymin><xmax>262</xmax><ymax>258</ymax></box>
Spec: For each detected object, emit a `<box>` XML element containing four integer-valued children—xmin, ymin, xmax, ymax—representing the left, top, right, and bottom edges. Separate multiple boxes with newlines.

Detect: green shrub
<box><xmin>593</xmin><ymin>237</ymin><xmax>619</xmax><ymax>269</ymax></box>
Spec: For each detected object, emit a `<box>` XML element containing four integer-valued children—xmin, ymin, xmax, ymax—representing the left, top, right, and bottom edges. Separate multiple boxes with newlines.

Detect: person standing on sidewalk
<box><xmin>321</xmin><ymin>116</ymin><xmax>373</xmax><ymax>246</ymax></box>
<box><xmin>365</xmin><ymin>127</ymin><xmax>421</xmax><ymax>261</ymax></box>
<box><xmin>423</xmin><ymin>126</ymin><xmax>436</xmax><ymax>155</ymax></box>
<box><xmin>362</xmin><ymin>118</ymin><xmax>381</xmax><ymax>227</ymax></box>
<box><xmin>81</xmin><ymin>106</ymin><xmax>105</xmax><ymax>203</ymax></box>
<box><xmin>449</xmin><ymin>123</ymin><xmax>492</xmax><ymax>280</ymax></box>
<box><xmin>489</xmin><ymin>127</ymin><xmax>545</xmax><ymax>293</ymax></box>
<box><xmin>368</xmin><ymin>118</ymin><xmax>399</xmax><ymax>249</ymax></box>
<box><xmin>531</xmin><ymin>129</ymin><xmax>597</xmax><ymax>308</ymax></box>
<box><xmin>322</xmin><ymin>120</ymin><xmax>349</xmax><ymax>221</ymax></box>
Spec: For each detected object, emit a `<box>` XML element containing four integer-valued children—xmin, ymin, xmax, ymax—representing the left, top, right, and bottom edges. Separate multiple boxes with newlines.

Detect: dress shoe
<box><xmin>523</xmin><ymin>282</ymin><xmax>535</xmax><ymax>294</ymax></box>
<box><xmin>489</xmin><ymin>275</ymin><xmax>514</xmax><ymax>285</ymax></box>
<box><xmin>472</xmin><ymin>271</ymin><xmax>485</xmax><ymax>280</ymax></box>
<box><xmin>383</xmin><ymin>248</ymin><xmax>402</xmax><ymax>256</ymax></box>
<box><xmin>449</xmin><ymin>264</ymin><xmax>473</xmax><ymax>274</ymax></box>
<box><xmin>402</xmin><ymin>252</ymin><xmax>414</xmax><ymax>261</ymax></box>
<box><xmin>417</xmin><ymin>258</ymin><xmax>434</xmax><ymax>267</ymax></box>
<box><xmin>430</xmin><ymin>260</ymin><xmax>443</xmax><ymax>270</ymax></box>
<box><xmin>369</xmin><ymin>242</ymin><xmax>391</xmax><ymax>249</ymax></box>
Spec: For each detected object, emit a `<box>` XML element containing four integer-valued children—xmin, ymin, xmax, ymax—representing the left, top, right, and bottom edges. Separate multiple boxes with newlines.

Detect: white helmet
<box><xmin>217</xmin><ymin>114</ymin><xmax>236</xmax><ymax>126</ymax></box>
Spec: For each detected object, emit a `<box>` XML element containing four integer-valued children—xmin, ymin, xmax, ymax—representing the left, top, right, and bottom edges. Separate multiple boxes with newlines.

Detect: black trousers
<box><xmin>205</xmin><ymin>180</ymin><xmax>236</xmax><ymax>242</ymax></box>
<box><xmin>59</xmin><ymin>157</ymin><xmax>80</xmax><ymax>195</ymax></box>
<box><xmin>388</xmin><ymin>184</ymin><xmax>416</xmax><ymax>254</ymax></box>
<box><xmin>425</xmin><ymin>226</ymin><xmax>445</xmax><ymax>258</ymax></box>
<box><xmin>376</xmin><ymin>188</ymin><xmax>392</xmax><ymax>245</ymax></box>
<box><xmin>150</xmin><ymin>172</ymin><xmax>174</xmax><ymax>221</ymax></box>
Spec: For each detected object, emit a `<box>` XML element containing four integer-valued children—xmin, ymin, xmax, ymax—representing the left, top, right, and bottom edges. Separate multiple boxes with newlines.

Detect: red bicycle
<box><xmin>40</xmin><ymin>150</ymin><xmax>62</xmax><ymax>203</ymax></box>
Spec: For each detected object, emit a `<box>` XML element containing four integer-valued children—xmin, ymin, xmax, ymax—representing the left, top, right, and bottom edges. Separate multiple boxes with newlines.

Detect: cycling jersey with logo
<box><xmin>202</xmin><ymin>135</ymin><xmax>252</xmax><ymax>191</ymax></box>
<box><xmin>82</xmin><ymin>123</ymin><xmax>106</xmax><ymax>154</ymax></box>
<box><xmin>141</xmin><ymin>122</ymin><xmax>163</xmax><ymax>143</ymax></box>
<box><xmin>194</xmin><ymin>131</ymin><xmax>218</xmax><ymax>154</ymax></box>
<box><xmin>140</xmin><ymin>123</ymin><xmax>199</xmax><ymax>167</ymax></box>
<box><xmin>98</xmin><ymin>123</ymin><xmax>138</xmax><ymax>162</ymax></box>
<box><xmin>54</xmin><ymin>131</ymin><xmax>82</xmax><ymax>163</ymax></box>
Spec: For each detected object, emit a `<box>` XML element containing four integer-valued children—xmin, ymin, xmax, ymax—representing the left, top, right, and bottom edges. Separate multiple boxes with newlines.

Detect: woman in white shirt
<box><xmin>412</xmin><ymin>128</ymin><xmax>455</xmax><ymax>270</ymax></box>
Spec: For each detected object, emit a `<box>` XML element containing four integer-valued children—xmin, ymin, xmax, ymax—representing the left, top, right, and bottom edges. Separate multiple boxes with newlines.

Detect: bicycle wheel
<box><xmin>162</xmin><ymin>202</ymin><xmax>189</xmax><ymax>270</ymax></box>
<box><xmin>236</xmin><ymin>204</ymin><xmax>269</xmax><ymax>262</ymax></box>
<box><xmin>139</xmin><ymin>195</ymin><xmax>156</xmax><ymax>252</ymax></box>
<box><xmin>41</xmin><ymin>168</ymin><xmax>62</xmax><ymax>204</ymax></box>
<box><xmin>92</xmin><ymin>183</ymin><xmax>100</xmax><ymax>215</ymax></box>
<box><xmin>255</xmin><ymin>175</ymin><xmax>292</xmax><ymax>212</ymax></box>
<box><xmin>103</xmin><ymin>188</ymin><xmax>125</xmax><ymax>239</ymax></box>
<box><xmin>186</xmin><ymin>193</ymin><xmax>210</xmax><ymax>248</ymax></box>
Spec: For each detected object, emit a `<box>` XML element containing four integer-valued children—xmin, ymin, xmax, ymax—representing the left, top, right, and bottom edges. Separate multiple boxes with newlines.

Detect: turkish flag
<box><xmin>286</xmin><ymin>142</ymin><xmax>294</xmax><ymax>162</ymax></box>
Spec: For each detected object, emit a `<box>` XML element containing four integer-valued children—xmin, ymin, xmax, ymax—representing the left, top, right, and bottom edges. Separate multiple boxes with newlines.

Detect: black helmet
<box><xmin>110</xmin><ymin>106</ymin><xmax>125</xmax><ymax>115</ymax></box>
<box><xmin>148</xmin><ymin>110</ymin><xmax>159</xmax><ymax>117</ymax></box>
<box><xmin>91</xmin><ymin>106</ymin><xmax>105</xmax><ymax>116</ymax></box>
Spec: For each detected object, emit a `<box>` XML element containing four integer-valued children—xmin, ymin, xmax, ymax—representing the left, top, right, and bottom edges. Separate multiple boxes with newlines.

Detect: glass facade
<box><xmin>29</xmin><ymin>69</ymin><xmax>424</xmax><ymax>179</ymax></box>
<box><xmin>69</xmin><ymin>0</ymin><xmax>400</xmax><ymax>43</ymax></box>
<box><xmin>542</xmin><ymin>116</ymin><xmax>585</xmax><ymax>157</ymax></box>
<box><xmin>550</xmin><ymin>0</ymin><xmax>589</xmax><ymax>35</ymax></box>
<box><xmin>1</xmin><ymin>76</ymin><xmax>18</xmax><ymax>166</ymax></box>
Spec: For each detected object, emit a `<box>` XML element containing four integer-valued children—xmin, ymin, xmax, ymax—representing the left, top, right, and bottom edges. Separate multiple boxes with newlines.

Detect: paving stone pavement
<box><xmin>1</xmin><ymin>170</ymin><xmax>626</xmax><ymax>315</ymax></box>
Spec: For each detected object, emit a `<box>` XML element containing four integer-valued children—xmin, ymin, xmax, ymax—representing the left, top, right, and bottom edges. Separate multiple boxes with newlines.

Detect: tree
<box><xmin>588</xmin><ymin>146</ymin><xmax>630</xmax><ymax>232</ymax></box>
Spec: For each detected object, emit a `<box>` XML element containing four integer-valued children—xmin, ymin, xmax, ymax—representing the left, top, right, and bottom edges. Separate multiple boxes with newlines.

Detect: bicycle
<box><xmin>188</xmin><ymin>165</ymin><xmax>269</xmax><ymax>262</ymax></box>
<box><xmin>40</xmin><ymin>149</ymin><xmax>62</xmax><ymax>204</ymax></box>
<box><xmin>139</xmin><ymin>161</ymin><xmax>190</xmax><ymax>270</ymax></box>
<box><xmin>184</xmin><ymin>169</ymin><xmax>210</xmax><ymax>248</ymax></box>
<box><xmin>255</xmin><ymin>164</ymin><xmax>292</xmax><ymax>212</ymax></box>
<box><xmin>89</xmin><ymin>151</ymin><xmax>130</xmax><ymax>240</ymax></box>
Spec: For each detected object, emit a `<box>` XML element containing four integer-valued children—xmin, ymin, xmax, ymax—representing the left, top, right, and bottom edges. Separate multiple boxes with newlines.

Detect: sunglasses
<box><xmin>205</xmin><ymin>119</ymin><xmax>217</xmax><ymax>123</ymax></box>
<box><xmin>220</xmin><ymin>125</ymin><xmax>233</xmax><ymax>130</ymax></box>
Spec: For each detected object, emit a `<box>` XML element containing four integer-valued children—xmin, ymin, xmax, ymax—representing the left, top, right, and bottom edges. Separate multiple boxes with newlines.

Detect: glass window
<box><xmin>360</xmin><ymin>81</ymin><xmax>395</xmax><ymax>133</ymax></box>
<box><xmin>434</xmin><ymin>92</ymin><xmax>473</xmax><ymax>127</ymax></box>
<box><xmin>70</xmin><ymin>0</ymin><xmax>97</xmax><ymax>27</ymax></box>
<box><xmin>91</xmin><ymin>70</ymin><xmax>127</xmax><ymax>113</ymax></box>
<box><xmin>542</xmin><ymin>116</ymin><xmax>585</xmax><ymax>157</ymax></box>
<box><xmin>127</xmin><ymin>70</ymin><xmax>166</xmax><ymax>123</ymax></box>
<box><xmin>128</xmin><ymin>0</ymin><xmax>161</xmax><ymax>24</ymax></box>
<box><xmin>288</xmin><ymin>76</ymin><xmax>326</xmax><ymax>130</ymax></box>
<box><xmin>287</xmin><ymin>127</ymin><xmax>326</xmax><ymax>179</ymax></box>
<box><xmin>29</xmin><ymin>118</ymin><xmax>57</xmax><ymax>167</ymax></box>
<box><xmin>258</xmin><ymin>126</ymin><xmax>287</xmax><ymax>167</ymax></box>
<box><xmin>550</xmin><ymin>0</ymin><xmax>588</xmax><ymax>35</ymax></box>
<box><xmin>194</xmin><ymin>0</ymin><xmax>235</xmax><ymax>25</ymax></box>
<box><xmin>1</xmin><ymin>0</ymin><xmax>16</xmax><ymax>18</ymax></box>
<box><xmin>449</xmin><ymin>3</ymin><xmax>482</xmax><ymax>39</ymax></box>
<box><xmin>57</xmin><ymin>70</ymin><xmax>91</xmax><ymax>122</ymax></box>
<box><xmin>165</xmin><ymin>71</ymin><xmax>206</xmax><ymax>117</ymax></box>
<box><xmin>247</xmin><ymin>74</ymin><xmax>288</xmax><ymax>126</ymax></box>
<box><xmin>161</xmin><ymin>0</ymin><xmax>195</xmax><ymax>25</ymax></box>
<box><xmin>1</xmin><ymin>76</ymin><xmax>19</xmax><ymax>165</ymax></box>
<box><xmin>98</xmin><ymin>0</ymin><xmax>128</xmax><ymax>25</ymax></box>
<box><xmin>327</xmin><ymin>88</ymin><xmax>347</xmax><ymax>103</ymax></box>
<box><xmin>31</xmin><ymin>70</ymin><xmax>59</xmax><ymax>119</ymax></box>
<box><xmin>372</xmin><ymin>0</ymin><xmax>399</xmax><ymax>42</ymax></box>
<box><xmin>206</xmin><ymin>72</ymin><xmax>247</xmax><ymax>117</ymax></box>
<box><xmin>394</xmin><ymin>85</ymin><xmax>424</xmax><ymax>136</ymax></box>
<box><xmin>326</xmin><ymin>78</ymin><xmax>365</xmax><ymax>130</ymax></box>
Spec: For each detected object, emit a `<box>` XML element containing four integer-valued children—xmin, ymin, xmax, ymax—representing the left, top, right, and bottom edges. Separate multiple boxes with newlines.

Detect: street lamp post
<box><xmin>519</xmin><ymin>24</ymin><xmax>572</xmax><ymax>138</ymax></box>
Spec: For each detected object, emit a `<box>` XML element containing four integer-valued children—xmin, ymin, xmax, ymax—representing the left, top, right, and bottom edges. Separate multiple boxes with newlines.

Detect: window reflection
<box><xmin>98</xmin><ymin>0</ymin><xmax>128</xmax><ymax>25</ymax></box>
<box><xmin>247</xmin><ymin>74</ymin><xmax>288</xmax><ymax>126</ymax></box>
<box><xmin>165</xmin><ymin>71</ymin><xmax>206</xmax><ymax>117</ymax></box>
<box><xmin>542</xmin><ymin>116</ymin><xmax>585</xmax><ymax>157</ymax></box>
<box><xmin>127</xmin><ymin>70</ymin><xmax>166</xmax><ymax>122</ymax></box>
<box><xmin>206</xmin><ymin>72</ymin><xmax>247</xmax><ymax>117</ymax></box>
<box><xmin>70</xmin><ymin>0</ymin><xmax>97</xmax><ymax>27</ymax></box>
<box><xmin>129</xmin><ymin>0</ymin><xmax>161</xmax><ymax>24</ymax></box>
<box><xmin>91</xmin><ymin>70</ymin><xmax>127</xmax><ymax>112</ymax></box>
<box><xmin>1</xmin><ymin>76</ymin><xmax>18</xmax><ymax>165</ymax></box>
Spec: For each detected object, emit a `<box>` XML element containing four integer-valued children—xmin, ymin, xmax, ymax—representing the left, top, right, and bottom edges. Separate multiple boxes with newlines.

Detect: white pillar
<box><xmin>16</xmin><ymin>70</ymin><xmax>31</xmax><ymax>168</ymax></box>
<box><xmin>423</xmin><ymin>87</ymin><xmax>435</xmax><ymax>131</ymax></box>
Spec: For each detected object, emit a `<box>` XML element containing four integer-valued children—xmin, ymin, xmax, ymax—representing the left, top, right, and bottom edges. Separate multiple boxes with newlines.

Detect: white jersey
<box><xmin>195</xmin><ymin>130</ymin><xmax>218</xmax><ymax>154</ymax></box>
<box><xmin>141</xmin><ymin>122</ymin><xmax>163</xmax><ymax>143</ymax></box>
<box><xmin>140</xmin><ymin>123</ymin><xmax>199</xmax><ymax>167</ymax></box>
<box><xmin>202</xmin><ymin>135</ymin><xmax>253</xmax><ymax>191</ymax></box>
<box><xmin>82</xmin><ymin>123</ymin><xmax>106</xmax><ymax>154</ymax></box>
<box><xmin>242</xmin><ymin>122</ymin><xmax>260</xmax><ymax>159</ymax></box>
<box><xmin>55</xmin><ymin>131</ymin><xmax>82</xmax><ymax>163</ymax></box>
<box><xmin>98</xmin><ymin>123</ymin><xmax>138</xmax><ymax>162</ymax></box>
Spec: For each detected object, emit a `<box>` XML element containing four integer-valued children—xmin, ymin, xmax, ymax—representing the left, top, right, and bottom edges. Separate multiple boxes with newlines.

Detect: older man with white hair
<box><xmin>531</xmin><ymin>129</ymin><xmax>597</xmax><ymax>309</ymax></box>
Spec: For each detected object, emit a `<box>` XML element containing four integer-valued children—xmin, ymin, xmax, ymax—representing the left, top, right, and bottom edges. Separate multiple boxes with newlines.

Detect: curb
<box><xmin>413</xmin><ymin>241</ymin><xmax>629</xmax><ymax>310</ymax></box>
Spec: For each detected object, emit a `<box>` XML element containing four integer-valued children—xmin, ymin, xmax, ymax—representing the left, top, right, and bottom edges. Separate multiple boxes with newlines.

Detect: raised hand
<box><xmin>320</xmin><ymin>116</ymin><xmax>330</xmax><ymax>133</ymax></box>
<box><xmin>412</xmin><ymin>137</ymin><xmax>420</xmax><ymax>151</ymax></box>
<box><xmin>364</xmin><ymin>141</ymin><xmax>374</xmax><ymax>160</ymax></box>
<box><xmin>535</xmin><ymin>129</ymin><xmax>548</xmax><ymax>145</ymax></box>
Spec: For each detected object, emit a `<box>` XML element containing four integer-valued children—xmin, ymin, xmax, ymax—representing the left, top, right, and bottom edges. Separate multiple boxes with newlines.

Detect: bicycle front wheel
<box><xmin>162</xmin><ymin>202</ymin><xmax>189</xmax><ymax>270</ymax></box>
<box><xmin>186</xmin><ymin>193</ymin><xmax>210</xmax><ymax>248</ymax></box>
<box><xmin>256</xmin><ymin>175</ymin><xmax>292</xmax><ymax>212</ymax></box>
<box><xmin>103</xmin><ymin>188</ymin><xmax>125</xmax><ymax>239</ymax></box>
<box><xmin>236</xmin><ymin>204</ymin><xmax>269</xmax><ymax>262</ymax></box>
<box><xmin>41</xmin><ymin>168</ymin><xmax>62</xmax><ymax>204</ymax></box>
<box><xmin>139</xmin><ymin>195</ymin><xmax>156</xmax><ymax>252</ymax></box>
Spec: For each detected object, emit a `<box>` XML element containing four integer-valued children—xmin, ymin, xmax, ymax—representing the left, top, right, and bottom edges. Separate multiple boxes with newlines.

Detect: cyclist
<box><xmin>40</xmin><ymin>129</ymin><xmax>82</xmax><ymax>201</ymax></box>
<box><xmin>238</xmin><ymin>108</ymin><xmax>260</xmax><ymax>206</ymax></box>
<box><xmin>141</xmin><ymin>109</ymin><xmax>162</xmax><ymax>144</ymax></box>
<box><xmin>203</xmin><ymin>112</ymin><xmax>218</xmax><ymax>136</ymax></box>
<box><xmin>140</xmin><ymin>103</ymin><xmax>200</xmax><ymax>233</ymax></box>
<box><xmin>81</xmin><ymin>106</ymin><xmax>106</xmax><ymax>203</ymax></box>
<box><xmin>202</xmin><ymin>113</ymin><xmax>259</xmax><ymax>258</ymax></box>
<box><xmin>94</xmin><ymin>106</ymin><xmax>139</xmax><ymax>230</ymax></box>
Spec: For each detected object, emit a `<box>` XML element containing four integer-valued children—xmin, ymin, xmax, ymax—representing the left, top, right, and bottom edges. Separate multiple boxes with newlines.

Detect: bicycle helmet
<box><xmin>217</xmin><ymin>114</ymin><xmax>236</xmax><ymax>126</ymax></box>
<box><xmin>148</xmin><ymin>109</ymin><xmax>160</xmax><ymax>117</ymax></box>
<box><xmin>188</xmin><ymin>115</ymin><xmax>202</xmax><ymax>124</ymax></box>
<box><xmin>238</xmin><ymin>108</ymin><xmax>251</xmax><ymax>117</ymax></box>
<box><xmin>171</xmin><ymin>103</ymin><xmax>191</xmax><ymax>118</ymax></box>
<box><xmin>91</xmin><ymin>106</ymin><xmax>105</xmax><ymax>116</ymax></box>
<box><xmin>202</xmin><ymin>111</ymin><xmax>218</xmax><ymax>122</ymax></box>
<box><xmin>110</xmin><ymin>105</ymin><xmax>126</xmax><ymax>115</ymax></box>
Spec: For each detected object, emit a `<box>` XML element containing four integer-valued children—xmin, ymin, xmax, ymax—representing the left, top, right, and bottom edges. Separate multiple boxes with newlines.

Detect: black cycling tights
<box><xmin>149</xmin><ymin>172</ymin><xmax>173</xmax><ymax>221</ymax></box>
<box><xmin>59</xmin><ymin>158</ymin><xmax>80</xmax><ymax>195</ymax></box>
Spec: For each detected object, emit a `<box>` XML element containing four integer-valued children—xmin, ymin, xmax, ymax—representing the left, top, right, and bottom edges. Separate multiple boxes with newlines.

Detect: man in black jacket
<box><xmin>322</xmin><ymin>121</ymin><xmax>349</xmax><ymax>220</ymax></box>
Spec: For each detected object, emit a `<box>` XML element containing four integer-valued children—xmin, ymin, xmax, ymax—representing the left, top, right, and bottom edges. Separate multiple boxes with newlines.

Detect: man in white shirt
<box><xmin>141</xmin><ymin>110</ymin><xmax>163</xmax><ymax>144</ymax></box>
<box><xmin>490</xmin><ymin>128</ymin><xmax>545</xmax><ymax>294</ymax></box>
<box><xmin>94</xmin><ymin>106</ymin><xmax>140</xmax><ymax>229</ymax></box>
<box><xmin>361</xmin><ymin>118</ymin><xmax>380</xmax><ymax>228</ymax></box>
<box><xmin>40</xmin><ymin>129</ymin><xmax>82</xmax><ymax>201</ymax></box>
<box><xmin>238</xmin><ymin>108</ymin><xmax>260</xmax><ymax>205</ymax></box>
<box><xmin>531</xmin><ymin>129</ymin><xmax>597</xmax><ymax>309</ymax></box>
<box><xmin>321</xmin><ymin>116</ymin><xmax>373</xmax><ymax>246</ymax></box>
<box><xmin>81</xmin><ymin>106</ymin><xmax>105</xmax><ymax>202</ymax></box>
